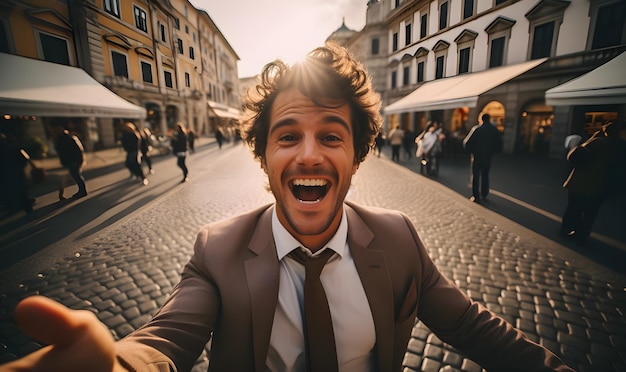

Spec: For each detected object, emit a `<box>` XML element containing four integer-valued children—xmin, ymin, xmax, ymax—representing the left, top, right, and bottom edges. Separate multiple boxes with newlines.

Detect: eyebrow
<box><xmin>268</xmin><ymin>115</ymin><xmax>352</xmax><ymax>136</ymax></box>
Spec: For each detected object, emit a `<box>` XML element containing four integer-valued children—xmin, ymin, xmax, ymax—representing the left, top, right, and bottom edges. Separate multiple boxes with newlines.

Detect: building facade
<box><xmin>1</xmin><ymin>0</ymin><xmax>240</xmax><ymax>153</ymax></box>
<box><xmin>336</xmin><ymin>0</ymin><xmax>626</xmax><ymax>159</ymax></box>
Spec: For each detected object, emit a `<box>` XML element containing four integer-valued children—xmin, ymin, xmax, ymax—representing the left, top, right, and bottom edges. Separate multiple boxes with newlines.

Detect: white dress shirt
<box><xmin>266</xmin><ymin>207</ymin><xmax>376</xmax><ymax>372</ymax></box>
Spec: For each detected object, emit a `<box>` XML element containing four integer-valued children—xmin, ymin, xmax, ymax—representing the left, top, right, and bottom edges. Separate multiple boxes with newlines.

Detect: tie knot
<box><xmin>289</xmin><ymin>248</ymin><xmax>334</xmax><ymax>277</ymax></box>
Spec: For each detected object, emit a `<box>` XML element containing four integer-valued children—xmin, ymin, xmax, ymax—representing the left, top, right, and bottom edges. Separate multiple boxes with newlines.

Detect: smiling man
<box><xmin>3</xmin><ymin>43</ymin><xmax>573</xmax><ymax>372</ymax></box>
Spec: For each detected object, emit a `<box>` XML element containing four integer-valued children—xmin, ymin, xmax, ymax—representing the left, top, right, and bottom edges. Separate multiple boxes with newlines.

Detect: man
<box><xmin>463</xmin><ymin>113</ymin><xmax>502</xmax><ymax>203</ymax></box>
<box><xmin>2</xmin><ymin>44</ymin><xmax>572</xmax><ymax>371</ymax></box>
<box><xmin>50</xmin><ymin>125</ymin><xmax>87</xmax><ymax>199</ymax></box>
<box><xmin>121</xmin><ymin>122</ymin><xmax>148</xmax><ymax>186</ymax></box>
<box><xmin>559</xmin><ymin>120</ymin><xmax>626</xmax><ymax>244</ymax></box>
<box><xmin>387</xmin><ymin>124</ymin><xmax>404</xmax><ymax>162</ymax></box>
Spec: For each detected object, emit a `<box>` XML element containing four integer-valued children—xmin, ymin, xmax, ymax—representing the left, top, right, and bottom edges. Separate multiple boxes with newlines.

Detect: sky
<box><xmin>189</xmin><ymin>0</ymin><xmax>367</xmax><ymax>78</ymax></box>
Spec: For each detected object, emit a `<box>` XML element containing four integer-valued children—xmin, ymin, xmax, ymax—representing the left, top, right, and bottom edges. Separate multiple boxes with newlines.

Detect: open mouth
<box><xmin>291</xmin><ymin>178</ymin><xmax>329</xmax><ymax>204</ymax></box>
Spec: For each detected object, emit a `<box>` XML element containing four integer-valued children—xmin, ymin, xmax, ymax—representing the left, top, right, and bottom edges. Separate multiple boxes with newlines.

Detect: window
<box><xmin>405</xmin><ymin>23</ymin><xmax>412</xmax><ymax>46</ymax></box>
<box><xmin>160</xmin><ymin>23</ymin><xmax>167</xmax><ymax>42</ymax></box>
<box><xmin>395</xmin><ymin>0</ymin><xmax>400</xmax><ymax>7</ymax></box>
<box><xmin>104</xmin><ymin>0</ymin><xmax>120</xmax><ymax>18</ymax></box>
<box><xmin>141</xmin><ymin>61</ymin><xmax>153</xmax><ymax>83</ymax></box>
<box><xmin>420</xmin><ymin>13</ymin><xmax>428</xmax><ymax>38</ymax></box>
<box><xmin>392</xmin><ymin>32</ymin><xmax>398</xmax><ymax>51</ymax></box>
<box><xmin>189</xmin><ymin>46</ymin><xmax>195</xmax><ymax>60</ymax></box>
<box><xmin>177</xmin><ymin>39</ymin><xmax>183</xmax><ymax>54</ymax></box>
<box><xmin>417</xmin><ymin>61</ymin><xmax>425</xmax><ymax>82</ymax></box>
<box><xmin>435</xmin><ymin>56</ymin><xmax>445</xmax><ymax>79</ymax></box>
<box><xmin>489</xmin><ymin>37</ymin><xmax>505</xmax><ymax>67</ymax></box>
<box><xmin>111</xmin><ymin>51</ymin><xmax>128</xmax><ymax>78</ymax></box>
<box><xmin>185</xmin><ymin>25</ymin><xmax>189</xmax><ymax>34</ymax></box>
<box><xmin>458</xmin><ymin>47</ymin><xmax>470</xmax><ymax>74</ymax></box>
<box><xmin>485</xmin><ymin>16</ymin><xmax>513</xmax><ymax>68</ymax></box>
<box><xmin>174</xmin><ymin>18</ymin><xmax>180</xmax><ymax>30</ymax></box>
<box><xmin>495</xmin><ymin>0</ymin><xmax>507</xmax><ymax>5</ymax></box>
<box><xmin>134</xmin><ymin>6</ymin><xmax>148</xmax><ymax>32</ymax></box>
<box><xmin>390</xmin><ymin>71</ymin><xmax>397</xmax><ymax>89</ymax></box>
<box><xmin>591</xmin><ymin>1</ymin><xmax>626</xmax><ymax>49</ymax></box>
<box><xmin>371</xmin><ymin>38</ymin><xmax>379</xmax><ymax>55</ymax></box>
<box><xmin>164</xmin><ymin>71</ymin><xmax>173</xmax><ymax>88</ymax></box>
<box><xmin>530</xmin><ymin>22</ymin><xmax>554</xmax><ymax>59</ymax></box>
<box><xmin>184</xmin><ymin>72</ymin><xmax>190</xmax><ymax>87</ymax></box>
<box><xmin>439</xmin><ymin>1</ymin><xmax>448</xmax><ymax>30</ymax></box>
<box><xmin>38</xmin><ymin>32</ymin><xmax>70</xmax><ymax>65</ymax></box>
<box><xmin>463</xmin><ymin>0</ymin><xmax>474</xmax><ymax>20</ymax></box>
<box><xmin>403</xmin><ymin>66</ymin><xmax>410</xmax><ymax>85</ymax></box>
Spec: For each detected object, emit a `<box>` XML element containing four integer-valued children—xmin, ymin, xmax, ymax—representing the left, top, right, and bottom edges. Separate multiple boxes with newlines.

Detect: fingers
<box><xmin>14</xmin><ymin>295</ymin><xmax>79</xmax><ymax>347</ymax></box>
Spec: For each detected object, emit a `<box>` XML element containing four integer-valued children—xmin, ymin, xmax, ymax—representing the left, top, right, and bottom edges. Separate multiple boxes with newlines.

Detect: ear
<box><xmin>261</xmin><ymin>158</ymin><xmax>268</xmax><ymax>174</ymax></box>
<box><xmin>352</xmin><ymin>162</ymin><xmax>359</xmax><ymax>175</ymax></box>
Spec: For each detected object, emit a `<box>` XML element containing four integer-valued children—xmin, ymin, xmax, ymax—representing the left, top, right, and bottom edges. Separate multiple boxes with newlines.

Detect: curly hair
<box><xmin>241</xmin><ymin>42</ymin><xmax>382</xmax><ymax>164</ymax></box>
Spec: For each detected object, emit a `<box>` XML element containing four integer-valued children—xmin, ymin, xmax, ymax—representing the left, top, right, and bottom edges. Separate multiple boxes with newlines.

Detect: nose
<box><xmin>296</xmin><ymin>135</ymin><xmax>323</xmax><ymax>166</ymax></box>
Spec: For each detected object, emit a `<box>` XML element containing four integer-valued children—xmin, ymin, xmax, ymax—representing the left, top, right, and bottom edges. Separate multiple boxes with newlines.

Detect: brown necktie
<box><xmin>289</xmin><ymin>248</ymin><xmax>339</xmax><ymax>372</ymax></box>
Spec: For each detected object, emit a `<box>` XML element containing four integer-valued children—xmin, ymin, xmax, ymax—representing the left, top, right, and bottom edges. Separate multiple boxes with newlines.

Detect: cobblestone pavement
<box><xmin>1</xmin><ymin>145</ymin><xmax>625</xmax><ymax>371</ymax></box>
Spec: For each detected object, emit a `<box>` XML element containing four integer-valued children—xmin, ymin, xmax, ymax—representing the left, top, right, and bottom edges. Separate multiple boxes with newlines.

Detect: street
<box><xmin>1</xmin><ymin>141</ymin><xmax>625</xmax><ymax>371</ymax></box>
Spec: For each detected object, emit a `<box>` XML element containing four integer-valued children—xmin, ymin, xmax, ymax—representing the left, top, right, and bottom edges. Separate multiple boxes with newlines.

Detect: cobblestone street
<box><xmin>1</xmin><ymin>144</ymin><xmax>625</xmax><ymax>371</ymax></box>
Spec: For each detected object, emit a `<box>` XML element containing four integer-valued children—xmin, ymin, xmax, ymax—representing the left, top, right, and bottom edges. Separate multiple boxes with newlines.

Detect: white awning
<box><xmin>208</xmin><ymin>100</ymin><xmax>241</xmax><ymax>120</ymax></box>
<box><xmin>545</xmin><ymin>52</ymin><xmax>626</xmax><ymax>106</ymax></box>
<box><xmin>0</xmin><ymin>53</ymin><xmax>146</xmax><ymax>118</ymax></box>
<box><xmin>384</xmin><ymin>58</ymin><xmax>547</xmax><ymax>114</ymax></box>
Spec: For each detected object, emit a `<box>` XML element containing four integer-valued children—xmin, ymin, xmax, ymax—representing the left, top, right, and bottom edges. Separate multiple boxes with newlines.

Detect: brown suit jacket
<box><xmin>117</xmin><ymin>202</ymin><xmax>571</xmax><ymax>372</ymax></box>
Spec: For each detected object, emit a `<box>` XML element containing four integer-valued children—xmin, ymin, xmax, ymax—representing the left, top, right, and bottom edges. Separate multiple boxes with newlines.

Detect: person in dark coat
<box><xmin>51</xmin><ymin>125</ymin><xmax>87</xmax><ymax>199</ymax></box>
<box><xmin>121</xmin><ymin>122</ymin><xmax>147</xmax><ymax>185</ymax></box>
<box><xmin>559</xmin><ymin>119</ymin><xmax>626</xmax><ymax>244</ymax></box>
<box><xmin>214</xmin><ymin>127</ymin><xmax>224</xmax><ymax>149</ymax></box>
<box><xmin>0</xmin><ymin>133</ymin><xmax>33</xmax><ymax>214</ymax></box>
<box><xmin>171</xmin><ymin>122</ymin><xmax>189</xmax><ymax>182</ymax></box>
<box><xmin>463</xmin><ymin>113</ymin><xmax>502</xmax><ymax>203</ymax></box>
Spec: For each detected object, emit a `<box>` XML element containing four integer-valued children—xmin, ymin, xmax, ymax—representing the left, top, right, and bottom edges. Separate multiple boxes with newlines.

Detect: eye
<box><xmin>278</xmin><ymin>134</ymin><xmax>298</xmax><ymax>142</ymax></box>
<box><xmin>322</xmin><ymin>134</ymin><xmax>341</xmax><ymax>142</ymax></box>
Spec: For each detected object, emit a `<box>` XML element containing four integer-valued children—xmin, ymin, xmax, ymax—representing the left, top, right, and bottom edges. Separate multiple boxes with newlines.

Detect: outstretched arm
<box><xmin>1</xmin><ymin>296</ymin><xmax>127</xmax><ymax>372</ymax></box>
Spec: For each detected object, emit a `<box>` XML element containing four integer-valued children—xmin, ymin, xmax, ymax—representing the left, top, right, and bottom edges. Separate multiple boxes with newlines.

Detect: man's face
<box><xmin>262</xmin><ymin>88</ymin><xmax>358</xmax><ymax>251</ymax></box>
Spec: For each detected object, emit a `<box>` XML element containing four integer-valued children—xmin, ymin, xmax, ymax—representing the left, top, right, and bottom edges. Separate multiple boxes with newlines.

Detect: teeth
<box><xmin>293</xmin><ymin>178</ymin><xmax>327</xmax><ymax>187</ymax></box>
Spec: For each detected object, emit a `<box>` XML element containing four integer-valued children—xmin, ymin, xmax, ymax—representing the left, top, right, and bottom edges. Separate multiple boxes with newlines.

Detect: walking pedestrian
<box><xmin>559</xmin><ymin>119</ymin><xmax>626</xmax><ymax>244</ymax></box>
<box><xmin>0</xmin><ymin>133</ymin><xmax>33</xmax><ymax>214</ymax></box>
<box><xmin>388</xmin><ymin>124</ymin><xmax>404</xmax><ymax>162</ymax></box>
<box><xmin>50</xmin><ymin>125</ymin><xmax>87</xmax><ymax>199</ymax></box>
<box><xmin>4</xmin><ymin>42</ymin><xmax>573</xmax><ymax>372</ymax></box>
<box><xmin>140</xmin><ymin>128</ymin><xmax>154</xmax><ymax>175</ymax></box>
<box><xmin>374</xmin><ymin>131</ymin><xmax>385</xmax><ymax>157</ymax></box>
<box><xmin>171</xmin><ymin>122</ymin><xmax>189</xmax><ymax>182</ymax></box>
<box><xmin>463</xmin><ymin>113</ymin><xmax>502</xmax><ymax>203</ymax></box>
<box><xmin>121</xmin><ymin>122</ymin><xmax>147</xmax><ymax>185</ymax></box>
<box><xmin>214</xmin><ymin>127</ymin><xmax>224</xmax><ymax>149</ymax></box>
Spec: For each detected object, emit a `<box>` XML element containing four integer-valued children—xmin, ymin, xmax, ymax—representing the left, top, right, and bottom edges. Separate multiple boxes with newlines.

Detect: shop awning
<box><xmin>208</xmin><ymin>100</ymin><xmax>241</xmax><ymax>120</ymax></box>
<box><xmin>545</xmin><ymin>52</ymin><xmax>626</xmax><ymax>106</ymax></box>
<box><xmin>0</xmin><ymin>53</ymin><xmax>146</xmax><ymax>118</ymax></box>
<box><xmin>384</xmin><ymin>58</ymin><xmax>547</xmax><ymax>114</ymax></box>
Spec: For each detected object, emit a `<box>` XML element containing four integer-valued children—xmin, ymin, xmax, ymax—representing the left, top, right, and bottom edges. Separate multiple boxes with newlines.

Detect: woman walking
<box><xmin>171</xmin><ymin>122</ymin><xmax>189</xmax><ymax>182</ymax></box>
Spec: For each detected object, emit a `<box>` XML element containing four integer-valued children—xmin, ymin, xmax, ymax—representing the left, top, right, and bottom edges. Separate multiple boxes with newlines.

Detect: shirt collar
<box><xmin>272</xmin><ymin>205</ymin><xmax>348</xmax><ymax>260</ymax></box>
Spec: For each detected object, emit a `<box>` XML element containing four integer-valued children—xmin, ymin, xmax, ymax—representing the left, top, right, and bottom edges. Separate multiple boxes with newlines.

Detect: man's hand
<box><xmin>0</xmin><ymin>296</ymin><xmax>127</xmax><ymax>372</ymax></box>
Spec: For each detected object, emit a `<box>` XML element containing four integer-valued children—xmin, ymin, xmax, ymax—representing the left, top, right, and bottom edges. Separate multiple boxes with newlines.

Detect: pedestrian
<box><xmin>140</xmin><ymin>127</ymin><xmax>154</xmax><ymax>175</ymax></box>
<box><xmin>559</xmin><ymin>119</ymin><xmax>626</xmax><ymax>244</ymax></box>
<box><xmin>171</xmin><ymin>122</ymin><xmax>189</xmax><ymax>182</ymax></box>
<box><xmin>50</xmin><ymin>125</ymin><xmax>87</xmax><ymax>199</ymax></box>
<box><xmin>4</xmin><ymin>43</ymin><xmax>573</xmax><ymax>372</ymax></box>
<box><xmin>415</xmin><ymin>122</ymin><xmax>442</xmax><ymax>176</ymax></box>
<box><xmin>374</xmin><ymin>131</ymin><xmax>385</xmax><ymax>157</ymax></box>
<box><xmin>388</xmin><ymin>124</ymin><xmax>404</xmax><ymax>162</ymax></box>
<box><xmin>0</xmin><ymin>133</ymin><xmax>33</xmax><ymax>215</ymax></box>
<box><xmin>214</xmin><ymin>127</ymin><xmax>224</xmax><ymax>149</ymax></box>
<box><xmin>402</xmin><ymin>128</ymin><xmax>415</xmax><ymax>160</ymax></box>
<box><xmin>463</xmin><ymin>113</ymin><xmax>502</xmax><ymax>203</ymax></box>
<box><xmin>187</xmin><ymin>128</ymin><xmax>196</xmax><ymax>153</ymax></box>
<box><xmin>121</xmin><ymin>122</ymin><xmax>147</xmax><ymax>185</ymax></box>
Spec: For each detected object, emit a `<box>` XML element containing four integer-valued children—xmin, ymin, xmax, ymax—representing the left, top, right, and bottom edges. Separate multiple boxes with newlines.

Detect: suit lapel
<box><xmin>345</xmin><ymin>205</ymin><xmax>395</xmax><ymax>372</ymax></box>
<box><xmin>245</xmin><ymin>206</ymin><xmax>280</xmax><ymax>371</ymax></box>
